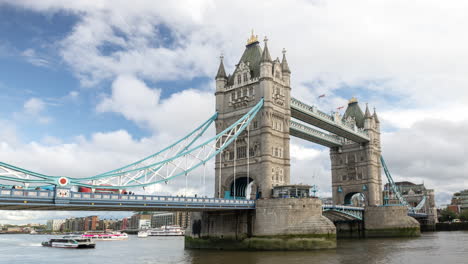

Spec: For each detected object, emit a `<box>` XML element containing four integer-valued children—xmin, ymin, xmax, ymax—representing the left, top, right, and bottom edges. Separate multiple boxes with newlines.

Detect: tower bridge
<box><xmin>0</xmin><ymin>32</ymin><xmax>436</xmax><ymax>250</ymax></box>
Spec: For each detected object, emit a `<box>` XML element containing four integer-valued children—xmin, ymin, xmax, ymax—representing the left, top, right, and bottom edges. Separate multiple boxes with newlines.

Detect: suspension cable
<box><xmin>203</xmin><ymin>161</ymin><xmax>206</xmax><ymax>197</ymax></box>
<box><xmin>233</xmin><ymin>133</ymin><xmax>237</xmax><ymax>200</ymax></box>
<box><xmin>218</xmin><ymin>140</ymin><xmax>222</xmax><ymax>198</ymax></box>
<box><xmin>247</xmin><ymin>123</ymin><xmax>250</xmax><ymax>200</ymax></box>
<box><xmin>184</xmin><ymin>155</ymin><xmax>188</xmax><ymax>197</ymax></box>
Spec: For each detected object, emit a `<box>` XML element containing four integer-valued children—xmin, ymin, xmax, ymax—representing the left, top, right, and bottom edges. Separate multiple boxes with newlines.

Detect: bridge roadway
<box><xmin>0</xmin><ymin>189</ymin><xmax>428</xmax><ymax>222</ymax></box>
<box><xmin>0</xmin><ymin>189</ymin><xmax>255</xmax><ymax>211</ymax></box>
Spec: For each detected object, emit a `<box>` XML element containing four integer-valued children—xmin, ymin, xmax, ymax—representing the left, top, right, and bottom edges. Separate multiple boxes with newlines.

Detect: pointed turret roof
<box><xmin>215</xmin><ymin>55</ymin><xmax>227</xmax><ymax>79</ymax></box>
<box><xmin>373</xmin><ymin>107</ymin><xmax>380</xmax><ymax>123</ymax></box>
<box><xmin>227</xmin><ymin>41</ymin><xmax>262</xmax><ymax>85</ymax></box>
<box><xmin>261</xmin><ymin>37</ymin><xmax>272</xmax><ymax>63</ymax></box>
<box><xmin>343</xmin><ymin>97</ymin><xmax>365</xmax><ymax>128</ymax></box>
<box><xmin>364</xmin><ymin>103</ymin><xmax>371</xmax><ymax>118</ymax></box>
<box><xmin>281</xmin><ymin>48</ymin><xmax>291</xmax><ymax>73</ymax></box>
<box><xmin>227</xmin><ymin>32</ymin><xmax>265</xmax><ymax>85</ymax></box>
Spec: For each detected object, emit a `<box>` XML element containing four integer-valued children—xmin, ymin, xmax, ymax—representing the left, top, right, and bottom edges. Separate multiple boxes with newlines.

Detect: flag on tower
<box><xmin>318</xmin><ymin>94</ymin><xmax>326</xmax><ymax>99</ymax></box>
<box><xmin>336</xmin><ymin>106</ymin><xmax>344</xmax><ymax>110</ymax></box>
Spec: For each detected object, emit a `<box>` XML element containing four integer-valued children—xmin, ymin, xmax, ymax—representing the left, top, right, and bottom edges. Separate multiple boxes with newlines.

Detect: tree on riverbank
<box><xmin>459</xmin><ymin>210</ymin><xmax>468</xmax><ymax>221</ymax></box>
<box><xmin>439</xmin><ymin>208</ymin><xmax>458</xmax><ymax>222</ymax></box>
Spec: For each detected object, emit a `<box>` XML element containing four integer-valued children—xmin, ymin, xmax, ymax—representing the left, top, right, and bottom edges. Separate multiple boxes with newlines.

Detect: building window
<box><xmin>253</xmin><ymin>121</ymin><xmax>258</xmax><ymax>129</ymax></box>
<box><xmin>249</xmin><ymin>147</ymin><xmax>255</xmax><ymax>157</ymax></box>
<box><xmin>229</xmin><ymin>151</ymin><xmax>234</xmax><ymax>160</ymax></box>
<box><xmin>237</xmin><ymin>89</ymin><xmax>241</xmax><ymax>98</ymax></box>
<box><xmin>231</xmin><ymin>92</ymin><xmax>234</xmax><ymax>101</ymax></box>
<box><xmin>342</xmin><ymin>175</ymin><xmax>347</xmax><ymax>181</ymax></box>
<box><xmin>249</xmin><ymin>87</ymin><xmax>254</xmax><ymax>96</ymax></box>
<box><xmin>237</xmin><ymin>146</ymin><xmax>247</xmax><ymax>159</ymax></box>
<box><xmin>237</xmin><ymin>75</ymin><xmax>241</xmax><ymax>84</ymax></box>
<box><xmin>243</xmin><ymin>73</ymin><xmax>248</xmax><ymax>82</ymax></box>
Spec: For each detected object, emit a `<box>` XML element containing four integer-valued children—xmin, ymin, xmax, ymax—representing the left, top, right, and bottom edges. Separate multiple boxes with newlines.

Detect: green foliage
<box><xmin>439</xmin><ymin>208</ymin><xmax>458</xmax><ymax>222</ymax></box>
<box><xmin>459</xmin><ymin>210</ymin><xmax>468</xmax><ymax>221</ymax></box>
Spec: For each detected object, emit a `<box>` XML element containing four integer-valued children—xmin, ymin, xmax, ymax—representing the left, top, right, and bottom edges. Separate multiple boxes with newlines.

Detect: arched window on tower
<box><xmin>243</xmin><ymin>72</ymin><xmax>248</xmax><ymax>82</ymax></box>
<box><xmin>237</xmin><ymin>75</ymin><xmax>241</xmax><ymax>84</ymax></box>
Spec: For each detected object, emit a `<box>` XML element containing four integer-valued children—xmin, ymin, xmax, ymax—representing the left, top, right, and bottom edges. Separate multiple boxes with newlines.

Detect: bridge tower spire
<box><xmin>214</xmin><ymin>33</ymin><xmax>291</xmax><ymax>199</ymax></box>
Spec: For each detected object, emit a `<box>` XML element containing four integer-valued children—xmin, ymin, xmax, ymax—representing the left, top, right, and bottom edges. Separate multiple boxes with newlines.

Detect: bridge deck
<box><xmin>0</xmin><ymin>189</ymin><xmax>255</xmax><ymax>211</ymax></box>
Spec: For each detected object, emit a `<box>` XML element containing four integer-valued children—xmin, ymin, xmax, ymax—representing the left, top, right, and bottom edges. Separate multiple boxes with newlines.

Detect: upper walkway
<box><xmin>290</xmin><ymin>97</ymin><xmax>370</xmax><ymax>144</ymax></box>
<box><xmin>290</xmin><ymin>120</ymin><xmax>343</xmax><ymax>148</ymax></box>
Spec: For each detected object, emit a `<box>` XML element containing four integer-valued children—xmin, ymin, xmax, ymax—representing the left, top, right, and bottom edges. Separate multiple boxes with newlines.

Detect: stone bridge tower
<box><xmin>330</xmin><ymin>98</ymin><xmax>382</xmax><ymax>206</ymax></box>
<box><xmin>214</xmin><ymin>33</ymin><xmax>291</xmax><ymax>199</ymax></box>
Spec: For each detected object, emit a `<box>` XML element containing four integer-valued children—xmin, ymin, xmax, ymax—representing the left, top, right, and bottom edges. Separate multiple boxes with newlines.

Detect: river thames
<box><xmin>0</xmin><ymin>231</ymin><xmax>467</xmax><ymax>264</ymax></box>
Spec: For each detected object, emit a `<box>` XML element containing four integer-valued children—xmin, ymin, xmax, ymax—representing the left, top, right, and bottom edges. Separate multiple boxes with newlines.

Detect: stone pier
<box><xmin>364</xmin><ymin>206</ymin><xmax>420</xmax><ymax>237</ymax></box>
<box><xmin>185</xmin><ymin>198</ymin><xmax>336</xmax><ymax>250</ymax></box>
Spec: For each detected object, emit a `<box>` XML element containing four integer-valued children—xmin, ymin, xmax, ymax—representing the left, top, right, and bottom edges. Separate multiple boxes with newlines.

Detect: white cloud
<box><xmin>21</xmin><ymin>98</ymin><xmax>53</xmax><ymax>124</ymax></box>
<box><xmin>97</xmin><ymin>74</ymin><xmax>214</xmax><ymax>135</ymax></box>
<box><xmin>21</xmin><ymin>48</ymin><xmax>50</xmax><ymax>67</ymax></box>
<box><xmin>23</xmin><ymin>98</ymin><xmax>45</xmax><ymax>115</ymax></box>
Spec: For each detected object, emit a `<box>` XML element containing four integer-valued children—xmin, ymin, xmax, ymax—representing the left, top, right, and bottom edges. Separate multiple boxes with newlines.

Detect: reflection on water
<box><xmin>0</xmin><ymin>231</ymin><xmax>467</xmax><ymax>264</ymax></box>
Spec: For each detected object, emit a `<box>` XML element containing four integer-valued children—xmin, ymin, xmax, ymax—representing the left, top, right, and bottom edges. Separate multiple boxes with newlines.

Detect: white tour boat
<box><xmin>81</xmin><ymin>231</ymin><xmax>128</xmax><ymax>241</ymax></box>
<box><xmin>42</xmin><ymin>237</ymin><xmax>96</xmax><ymax>249</ymax></box>
<box><xmin>148</xmin><ymin>225</ymin><xmax>185</xmax><ymax>236</ymax></box>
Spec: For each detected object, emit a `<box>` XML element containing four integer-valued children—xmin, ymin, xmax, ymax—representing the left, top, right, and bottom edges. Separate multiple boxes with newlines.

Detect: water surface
<box><xmin>1</xmin><ymin>232</ymin><xmax>466</xmax><ymax>264</ymax></box>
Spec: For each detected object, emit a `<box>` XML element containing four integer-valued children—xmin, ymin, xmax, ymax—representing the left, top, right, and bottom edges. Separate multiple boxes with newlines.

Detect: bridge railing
<box><xmin>322</xmin><ymin>205</ymin><xmax>364</xmax><ymax>211</ymax></box>
<box><xmin>0</xmin><ymin>189</ymin><xmax>256</xmax><ymax>205</ymax></box>
<box><xmin>0</xmin><ymin>189</ymin><xmax>54</xmax><ymax>197</ymax></box>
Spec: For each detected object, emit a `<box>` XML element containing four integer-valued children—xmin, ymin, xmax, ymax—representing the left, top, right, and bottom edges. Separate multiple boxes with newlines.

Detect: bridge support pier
<box><xmin>185</xmin><ymin>198</ymin><xmax>336</xmax><ymax>250</ymax></box>
<box><xmin>364</xmin><ymin>206</ymin><xmax>420</xmax><ymax>237</ymax></box>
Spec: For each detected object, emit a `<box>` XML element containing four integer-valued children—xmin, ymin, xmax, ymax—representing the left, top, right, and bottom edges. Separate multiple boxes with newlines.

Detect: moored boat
<box><xmin>42</xmin><ymin>237</ymin><xmax>95</xmax><ymax>248</ymax></box>
<box><xmin>137</xmin><ymin>230</ymin><xmax>149</xmax><ymax>238</ymax></box>
<box><xmin>148</xmin><ymin>225</ymin><xmax>185</xmax><ymax>236</ymax></box>
<box><xmin>81</xmin><ymin>231</ymin><xmax>128</xmax><ymax>241</ymax></box>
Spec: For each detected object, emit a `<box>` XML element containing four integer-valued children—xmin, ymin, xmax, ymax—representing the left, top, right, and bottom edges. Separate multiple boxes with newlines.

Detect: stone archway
<box><xmin>344</xmin><ymin>192</ymin><xmax>366</xmax><ymax>207</ymax></box>
<box><xmin>229</xmin><ymin>177</ymin><xmax>254</xmax><ymax>199</ymax></box>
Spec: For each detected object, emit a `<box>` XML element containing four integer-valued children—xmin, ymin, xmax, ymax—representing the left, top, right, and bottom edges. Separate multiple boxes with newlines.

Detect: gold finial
<box><xmin>247</xmin><ymin>29</ymin><xmax>258</xmax><ymax>45</ymax></box>
<box><xmin>348</xmin><ymin>97</ymin><xmax>358</xmax><ymax>104</ymax></box>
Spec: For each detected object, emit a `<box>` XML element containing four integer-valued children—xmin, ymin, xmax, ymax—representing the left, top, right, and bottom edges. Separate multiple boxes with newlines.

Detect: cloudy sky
<box><xmin>0</xmin><ymin>0</ymin><xmax>467</xmax><ymax>224</ymax></box>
